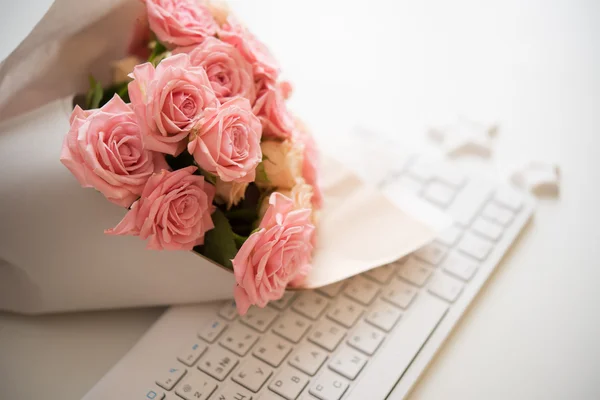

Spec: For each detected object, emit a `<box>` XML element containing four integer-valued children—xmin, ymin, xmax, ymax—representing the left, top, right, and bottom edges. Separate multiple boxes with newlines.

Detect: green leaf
<box><xmin>199</xmin><ymin>170</ymin><xmax>217</xmax><ymax>185</ymax></box>
<box><xmin>232</xmin><ymin>232</ymin><xmax>248</xmax><ymax>248</ymax></box>
<box><xmin>148</xmin><ymin>39</ymin><xmax>169</xmax><ymax>67</ymax></box>
<box><xmin>256</xmin><ymin>161</ymin><xmax>269</xmax><ymax>183</ymax></box>
<box><xmin>86</xmin><ymin>75</ymin><xmax>103</xmax><ymax>109</ymax></box>
<box><xmin>201</xmin><ymin>209</ymin><xmax>238</xmax><ymax>269</ymax></box>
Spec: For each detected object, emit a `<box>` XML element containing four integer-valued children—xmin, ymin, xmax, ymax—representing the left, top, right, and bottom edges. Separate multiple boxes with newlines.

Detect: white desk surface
<box><xmin>1</xmin><ymin>0</ymin><xmax>600</xmax><ymax>398</ymax></box>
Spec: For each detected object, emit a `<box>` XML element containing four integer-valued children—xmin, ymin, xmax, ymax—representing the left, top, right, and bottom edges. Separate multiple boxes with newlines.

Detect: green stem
<box><xmin>232</xmin><ymin>232</ymin><xmax>247</xmax><ymax>248</ymax></box>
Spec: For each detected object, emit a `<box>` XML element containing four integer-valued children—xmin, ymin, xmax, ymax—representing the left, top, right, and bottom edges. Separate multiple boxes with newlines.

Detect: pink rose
<box><xmin>128</xmin><ymin>54</ymin><xmax>218</xmax><ymax>156</ymax></box>
<box><xmin>175</xmin><ymin>37</ymin><xmax>256</xmax><ymax>104</ymax></box>
<box><xmin>106</xmin><ymin>166</ymin><xmax>215</xmax><ymax>250</ymax></box>
<box><xmin>145</xmin><ymin>0</ymin><xmax>218</xmax><ymax>47</ymax></box>
<box><xmin>253</xmin><ymin>84</ymin><xmax>294</xmax><ymax>139</ymax></box>
<box><xmin>219</xmin><ymin>16</ymin><xmax>280</xmax><ymax>83</ymax></box>
<box><xmin>294</xmin><ymin>119</ymin><xmax>323</xmax><ymax>208</ymax></box>
<box><xmin>232</xmin><ymin>193</ymin><xmax>314</xmax><ymax>315</ymax></box>
<box><xmin>60</xmin><ymin>95</ymin><xmax>157</xmax><ymax>208</ymax></box>
<box><xmin>188</xmin><ymin>97</ymin><xmax>262</xmax><ymax>183</ymax></box>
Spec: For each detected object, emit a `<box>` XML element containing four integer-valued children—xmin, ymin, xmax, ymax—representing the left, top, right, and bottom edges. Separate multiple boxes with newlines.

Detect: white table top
<box><xmin>2</xmin><ymin>0</ymin><xmax>600</xmax><ymax>398</ymax></box>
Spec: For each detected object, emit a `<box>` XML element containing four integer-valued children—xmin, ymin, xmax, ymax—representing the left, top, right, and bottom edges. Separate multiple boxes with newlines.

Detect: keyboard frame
<box><xmin>82</xmin><ymin>163</ymin><xmax>536</xmax><ymax>400</ymax></box>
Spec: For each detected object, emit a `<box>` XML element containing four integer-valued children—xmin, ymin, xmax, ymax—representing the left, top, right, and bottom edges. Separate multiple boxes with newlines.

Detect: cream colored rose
<box><xmin>258</xmin><ymin>178</ymin><xmax>313</xmax><ymax>220</ymax></box>
<box><xmin>257</xmin><ymin>139</ymin><xmax>303</xmax><ymax>189</ymax></box>
<box><xmin>110</xmin><ymin>56</ymin><xmax>142</xmax><ymax>84</ymax></box>
<box><xmin>280</xmin><ymin>179</ymin><xmax>313</xmax><ymax>210</ymax></box>
<box><xmin>206</xmin><ymin>0</ymin><xmax>231</xmax><ymax>26</ymax></box>
<box><xmin>215</xmin><ymin>178</ymin><xmax>248</xmax><ymax>209</ymax></box>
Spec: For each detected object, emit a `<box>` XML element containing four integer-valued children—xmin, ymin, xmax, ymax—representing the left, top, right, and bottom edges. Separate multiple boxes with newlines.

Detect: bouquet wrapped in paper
<box><xmin>60</xmin><ymin>0</ymin><xmax>322</xmax><ymax>314</ymax></box>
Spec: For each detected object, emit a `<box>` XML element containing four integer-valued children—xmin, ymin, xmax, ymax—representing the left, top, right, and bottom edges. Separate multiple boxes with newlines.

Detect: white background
<box><xmin>1</xmin><ymin>0</ymin><xmax>600</xmax><ymax>398</ymax></box>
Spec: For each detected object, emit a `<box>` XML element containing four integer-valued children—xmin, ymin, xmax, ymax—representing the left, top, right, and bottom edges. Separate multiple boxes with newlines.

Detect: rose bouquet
<box><xmin>60</xmin><ymin>0</ymin><xmax>321</xmax><ymax>315</ymax></box>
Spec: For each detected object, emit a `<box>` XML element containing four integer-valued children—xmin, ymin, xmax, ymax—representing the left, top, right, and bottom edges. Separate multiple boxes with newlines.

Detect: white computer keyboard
<box><xmin>83</xmin><ymin>155</ymin><xmax>534</xmax><ymax>400</ymax></box>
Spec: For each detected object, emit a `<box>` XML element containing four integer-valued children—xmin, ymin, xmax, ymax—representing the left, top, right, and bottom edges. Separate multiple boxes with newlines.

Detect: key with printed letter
<box><xmin>308</xmin><ymin>320</ymin><xmax>346</xmax><ymax>352</ymax></box>
<box><xmin>156</xmin><ymin>366</ymin><xmax>186</xmax><ymax>390</ymax></box>
<box><xmin>328</xmin><ymin>346</ymin><xmax>367</xmax><ymax>380</ymax></box>
<box><xmin>309</xmin><ymin>370</ymin><xmax>349</xmax><ymax>400</ymax></box>
<box><xmin>231</xmin><ymin>358</ymin><xmax>273</xmax><ymax>393</ymax></box>
<box><xmin>365</xmin><ymin>300</ymin><xmax>403</xmax><ymax>332</ymax></box>
<box><xmin>213</xmin><ymin>383</ymin><xmax>254</xmax><ymax>400</ymax></box>
<box><xmin>272</xmin><ymin>312</ymin><xmax>311</xmax><ymax>343</ymax></box>
<box><xmin>326</xmin><ymin>297</ymin><xmax>364</xmax><ymax>328</ymax></box>
<box><xmin>199</xmin><ymin>319</ymin><xmax>228</xmax><ymax>343</ymax></box>
<box><xmin>288</xmin><ymin>342</ymin><xmax>328</xmax><ymax>376</ymax></box>
<box><xmin>252</xmin><ymin>333</ymin><xmax>293</xmax><ymax>367</ymax></box>
<box><xmin>174</xmin><ymin>371</ymin><xmax>217</xmax><ymax>400</ymax></box>
<box><xmin>219</xmin><ymin>325</ymin><xmax>259</xmax><ymax>356</ymax></box>
<box><xmin>292</xmin><ymin>292</ymin><xmax>329</xmax><ymax>320</ymax></box>
<box><xmin>197</xmin><ymin>347</ymin><xmax>239</xmax><ymax>381</ymax></box>
<box><xmin>177</xmin><ymin>341</ymin><xmax>207</xmax><ymax>367</ymax></box>
<box><xmin>343</xmin><ymin>275</ymin><xmax>380</xmax><ymax>305</ymax></box>
<box><xmin>348</xmin><ymin>322</ymin><xmax>385</xmax><ymax>356</ymax></box>
<box><xmin>240</xmin><ymin>307</ymin><xmax>279</xmax><ymax>333</ymax></box>
<box><xmin>268</xmin><ymin>365</ymin><xmax>310</xmax><ymax>400</ymax></box>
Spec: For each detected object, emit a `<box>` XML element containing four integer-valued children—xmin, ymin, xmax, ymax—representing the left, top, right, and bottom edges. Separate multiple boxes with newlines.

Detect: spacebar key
<box><xmin>345</xmin><ymin>294</ymin><xmax>448</xmax><ymax>400</ymax></box>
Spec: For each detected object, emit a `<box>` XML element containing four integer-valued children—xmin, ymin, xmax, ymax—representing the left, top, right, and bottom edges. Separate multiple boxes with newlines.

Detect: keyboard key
<box><xmin>144</xmin><ymin>389</ymin><xmax>164</xmax><ymax>399</ymax></box>
<box><xmin>269</xmin><ymin>291</ymin><xmax>297</xmax><ymax>310</ymax></box>
<box><xmin>289</xmin><ymin>343</ymin><xmax>328</xmax><ymax>376</ymax></box>
<box><xmin>414</xmin><ymin>242</ymin><xmax>448</xmax><ymax>265</ymax></box>
<box><xmin>241</xmin><ymin>307</ymin><xmax>279</xmax><ymax>333</ymax></box>
<box><xmin>343</xmin><ymin>275</ymin><xmax>380</xmax><ymax>305</ymax></box>
<box><xmin>385</xmin><ymin>175</ymin><xmax>424</xmax><ymax>195</ymax></box>
<box><xmin>436</xmin><ymin>224</ymin><xmax>463</xmax><ymax>247</ymax></box>
<box><xmin>457</xmin><ymin>232</ymin><xmax>493</xmax><ymax>261</ymax></box>
<box><xmin>213</xmin><ymin>383</ymin><xmax>255</xmax><ymax>400</ymax></box>
<box><xmin>442</xmin><ymin>252</ymin><xmax>478</xmax><ymax>281</ymax></box>
<box><xmin>174</xmin><ymin>372</ymin><xmax>217</xmax><ymax>400</ymax></box>
<box><xmin>447</xmin><ymin>179</ymin><xmax>492</xmax><ymax>226</ymax></box>
<box><xmin>328</xmin><ymin>346</ymin><xmax>367</xmax><ymax>380</ymax></box>
<box><xmin>219</xmin><ymin>300</ymin><xmax>239</xmax><ymax>321</ymax></box>
<box><xmin>316</xmin><ymin>280</ymin><xmax>347</xmax><ymax>298</ymax></box>
<box><xmin>292</xmin><ymin>292</ymin><xmax>329</xmax><ymax>320</ymax></box>
<box><xmin>253</xmin><ymin>333</ymin><xmax>293</xmax><ymax>367</ymax></box>
<box><xmin>231</xmin><ymin>359</ymin><xmax>273</xmax><ymax>392</ymax></box>
<box><xmin>407</xmin><ymin>160</ymin><xmax>435</xmax><ymax>182</ymax></box>
<box><xmin>199</xmin><ymin>319</ymin><xmax>228</xmax><ymax>343</ymax></box>
<box><xmin>308</xmin><ymin>320</ymin><xmax>346</xmax><ymax>352</ymax></box>
<box><xmin>381</xmin><ymin>278</ymin><xmax>417</xmax><ymax>309</ymax></box>
<box><xmin>268</xmin><ymin>365</ymin><xmax>310</xmax><ymax>399</ymax></box>
<box><xmin>198</xmin><ymin>346</ymin><xmax>239</xmax><ymax>381</ymax></box>
<box><xmin>177</xmin><ymin>341</ymin><xmax>207</xmax><ymax>367</ymax></box>
<box><xmin>428</xmin><ymin>274</ymin><xmax>465</xmax><ymax>303</ymax></box>
<box><xmin>434</xmin><ymin>168</ymin><xmax>466</xmax><ymax>188</ymax></box>
<box><xmin>327</xmin><ymin>297</ymin><xmax>364</xmax><ymax>328</ymax></box>
<box><xmin>272</xmin><ymin>312</ymin><xmax>311</xmax><ymax>343</ymax></box>
<box><xmin>397</xmin><ymin>258</ymin><xmax>433</xmax><ymax>287</ymax></box>
<box><xmin>493</xmin><ymin>187</ymin><xmax>523</xmax><ymax>211</ymax></box>
<box><xmin>309</xmin><ymin>370</ymin><xmax>349</xmax><ymax>400</ymax></box>
<box><xmin>363</xmin><ymin>263</ymin><xmax>396</xmax><ymax>284</ymax></box>
<box><xmin>471</xmin><ymin>217</ymin><xmax>503</xmax><ymax>241</ymax></box>
<box><xmin>219</xmin><ymin>325</ymin><xmax>259</xmax><ymax>356</ymax></box>
<box><xmin>348</xmin><ymin>294</ymin><xmax>449</xmax><ymax>400</ymax></box>
<box><xmin>482</xmin><ymin>202</ymin><xmax>514</xmax><ymax>226</ymax></box>
<box><xmin>365</xmin><ymin>300</ymin><xmax>403</xmax><ymax>332</ymax></box>
<box><xmin>156</xmin><ymin>366</ymin><xmax>187</xmax><ymax>390</ymax></box>
<box><xmin>422</xmin><ymin>181</ymin><xmax>455</xmax><ymax>208</ymax></box>
<box><xmin>348</xmin><ymin>322</ymin><xmax>385</xmax><ymax>356</ymax></box>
